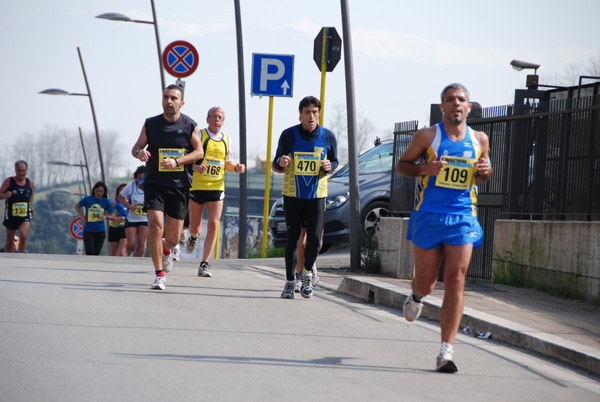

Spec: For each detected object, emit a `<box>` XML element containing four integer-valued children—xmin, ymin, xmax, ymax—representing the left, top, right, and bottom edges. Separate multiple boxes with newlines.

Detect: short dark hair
<box><xmin>164</xmin><ymin>84</ymin><xmax>184</xmax><ymax>100</ymax></box>
<box><xmin>91</xmin><ymin>181</ymin><xmax>109</xmax><ymax>198</ymax></box>
<box><xmin>15</xmin><ymin>160</ymin><xmax>27</xmax><ymax>169</ymax></box>
<box><xmin>133</xmin><ymin>165</ymin><xmax>147</xmax><ymax>179</ymax></box>
<box><xmin>440</xmin><ymin>83</ymin><xmax>470</xmax><ymax>103</ymax></box>
<box><xmin>298</xmin><ymin>96</ymin><xmax>321</xmax><ymax>113</ymax></box>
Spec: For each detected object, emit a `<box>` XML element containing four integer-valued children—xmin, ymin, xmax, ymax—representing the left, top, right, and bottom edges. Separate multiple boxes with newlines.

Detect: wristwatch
<box><xmin>135</xmin><ymin>148</ymin><xmax>142</xmax><ymax>155</ymax></box>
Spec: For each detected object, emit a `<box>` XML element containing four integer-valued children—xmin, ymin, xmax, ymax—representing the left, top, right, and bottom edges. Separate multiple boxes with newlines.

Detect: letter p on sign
<box><xmin>260</xmin><ymin>58</ymin><xmax>285</xmax><ymax>91</ymax></box>
<box><xmin>251</xmin><ymin>53</ymin><xmax>294</xmax><ymax>97</ymax></box>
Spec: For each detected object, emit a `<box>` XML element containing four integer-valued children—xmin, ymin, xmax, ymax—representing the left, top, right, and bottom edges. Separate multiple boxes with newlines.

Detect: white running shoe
<box><xmin>436</xmin><ymin>342</ymin><xmax>458</xmax><ymax>373</ymax></box>
<box><xmin>198</xmin><ymin>261</ymin><xmax>212</xmax><ymax>277</ymax></box>
<box><xmin>281</xmin><ymin>281</ymin><xmax>295</xmax><ymax>299</ymax></box>
<box><xmin>178</xmin><ymin>230</ymin><xmax>188</xmax><ymax>247</ymax></box>
<box><xmin>300</xmin><ymin>268</ymin><xmax>313</xmax><ymax>298</ymax></box>
<box><xmin>312</xmin><ymin>263</ymin><xmax>318</xmax><ymax>286</ymax></box>
<box><xmin>151</xmin><ymin>275</ymin><xmax>166</xmax><ymax>290</ymax></box>
<box><xmin>162</xmin><ymin>252</ymin><xmax>173</xmax><ymax>273</ymax></box>
<box><xmin>171</xmin><ymin>245</ymin><xmax>180</xmax><ymax>262</ymax></box>
<box><xmin>403</xmin><ymin>294</ymin><xmax>423</xmax><ymax>322</ymax></box>
<box><xmin>294</xmin><ymin>273</ymin><xmax>301</xmax><ymax>293</ymax></box>
<box><xmin>186</xmin><ymin>235</ymin><xmax>199</xmax><ymax>254</ymax></box>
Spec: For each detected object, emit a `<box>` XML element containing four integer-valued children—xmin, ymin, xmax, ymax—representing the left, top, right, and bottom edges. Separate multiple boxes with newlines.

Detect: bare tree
<box><xmin>326</xmin><ymin>102</ymin><xmax>387</xmax><ymax>166</ymax></box>
<box><xmin>80</xmin><ymin>129</ymin><xmax>125</xmax><ymax>182</ymax></box>
<box><xmin>554</xmin><ymin>53</ymin><xmax>600</xmax><ymax>86</ymax></box>
<box><xmin>7</xmin><ymin>126</ymin><xmax>125</xmax><ymax>188</ymax></box>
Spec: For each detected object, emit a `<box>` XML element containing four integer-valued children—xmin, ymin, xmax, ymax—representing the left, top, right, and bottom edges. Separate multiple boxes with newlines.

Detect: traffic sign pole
<box><xmin>261</xmin><ymin>96</ymin><xmax>275</xmax><ymax>258</ymax></box>
<box><xmin>314</xmin><ymin>27</ymin><xmax>341</xmax><ymax>125</ymax></box>
<box><xmin>319</xmin><ymin>28</ymin><xmax>328</xmax><ymax>126</ymax></box>
<box><xmin>251</xmin><ymin>53</ymin><xmax>294</xmax><ymax>257</ymax></box>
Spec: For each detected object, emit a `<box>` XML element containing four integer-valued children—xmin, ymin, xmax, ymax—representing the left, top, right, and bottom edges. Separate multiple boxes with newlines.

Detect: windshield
<box><xmin>333</xmin><ymin>142</ymin><xmax>394</xmax><ymax>178</ymax></box>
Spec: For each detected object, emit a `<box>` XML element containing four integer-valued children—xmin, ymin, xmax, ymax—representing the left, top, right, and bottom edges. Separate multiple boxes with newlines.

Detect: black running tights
<box><xmin>283</xmin><ymin>196</ymin><xmax>324</xmax><ymax>281</ymax></box>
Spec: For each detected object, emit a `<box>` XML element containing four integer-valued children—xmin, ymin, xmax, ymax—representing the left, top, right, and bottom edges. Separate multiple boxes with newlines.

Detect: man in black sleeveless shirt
<box><xmin>1</xmin><ymin>160</ymin><xmax>34</xmax><ymax>253</ymax></box>
<box><xmin>132</xmin><ymin>84</ymin><xmax>203</xmax><ymax>290</ymax></box>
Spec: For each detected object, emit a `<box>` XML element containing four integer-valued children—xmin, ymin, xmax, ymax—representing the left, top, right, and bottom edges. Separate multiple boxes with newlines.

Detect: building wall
<box><xmin>493</xmin><ymin>220</ymin><xmax>600</xmax><ymax>304</ymax></box>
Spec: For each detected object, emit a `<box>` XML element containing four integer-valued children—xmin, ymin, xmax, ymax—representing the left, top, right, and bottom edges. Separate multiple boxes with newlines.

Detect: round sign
<box><xmin>162</xmin><ymin>40</ymin><xmax>199</xmax><ymax>78</ymax></box>
<box><xmin>69</xmin><ymin>217</ymin><xmax>84</xmax><ymax>240</ymax></box>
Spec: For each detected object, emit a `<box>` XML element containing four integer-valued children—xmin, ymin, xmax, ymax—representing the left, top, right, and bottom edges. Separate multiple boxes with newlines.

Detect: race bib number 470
<box><xmin>293</xmin><ymin>152</ymin><xmax>320</xmax><ymax>176</ymax></box>
<box><xmin>436</xmin><ymin>156</ymin><xmax>475</xmax><ymax>190</ymax></box>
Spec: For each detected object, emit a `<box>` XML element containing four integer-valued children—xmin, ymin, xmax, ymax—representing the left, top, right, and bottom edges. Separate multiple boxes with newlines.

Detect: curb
<box><xmin>336</xmin><ymin>276</ymin><xmax>600</xmax><ymax>377</ymax></box>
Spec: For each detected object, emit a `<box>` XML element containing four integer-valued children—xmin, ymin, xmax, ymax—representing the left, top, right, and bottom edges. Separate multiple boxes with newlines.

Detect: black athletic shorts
<box><xmin>144</xmin><ymin>183</ymin><xmax>189</xmax><ymax>220</ymax></box>
<box><xmin>3</xmin><ymin>217</ymin><xmax>29</xmax><ymax>230</ymax></box>
<box><xmin>108</xmin><ymin>226</ymin><xmax>126</xmax><ymax>242</ymax></box>
<box><xmin>124</xmin><ymin>221</ymin><xmax>149</xmax><ymax>229</ymax></box>
<box><xmin>190</xmin><ymin>190</ymin><xmax>224</xmax><ymax>204</ymax></box>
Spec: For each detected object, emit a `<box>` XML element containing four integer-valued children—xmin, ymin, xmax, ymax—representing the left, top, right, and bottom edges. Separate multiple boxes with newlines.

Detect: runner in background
<box><xmin>108</xmin><ymin>183</ymin><xmax>127</xmax><ymax>256</ymax></box>
<box><xmin>118</xmin><ymin>166</ymin><xmax>149</xmax><ymax>257</ymax></box>
<box><xmin>185</xmin><ymin>106</ymin><xmax>245</xmax><ymax>277</ymax></box>
<box><xmin>1</xmin><ymin>160</ymin><xmax>34</xmax><ymax>253</ymax></box>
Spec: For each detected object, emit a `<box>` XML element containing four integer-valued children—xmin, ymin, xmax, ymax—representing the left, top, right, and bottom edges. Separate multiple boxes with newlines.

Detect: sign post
<box><xmin>251</xmin><ymin>53</ymin><xmax>294</xmax><ymax>257</ymax></box>
<box><xmin>313</xmin><ymin>27</ymin><xmax>342</xmax><ymax>125</ymax></box>
<box><xmin>69</xmin><ymin>217</ymin><xmax>85</xmax><ymax>255</ymax></box>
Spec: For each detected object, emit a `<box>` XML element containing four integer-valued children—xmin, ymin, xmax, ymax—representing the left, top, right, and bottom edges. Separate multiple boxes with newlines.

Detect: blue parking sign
<box><xmin>251</xmin><ymin>53</ymin><xmax>294</xmax><ymax>97</ymax></box>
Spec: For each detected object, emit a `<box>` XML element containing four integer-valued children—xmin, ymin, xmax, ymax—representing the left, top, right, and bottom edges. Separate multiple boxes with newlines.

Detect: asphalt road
<box><xmin>1</xmin><ymin>253</ymin><xmax>599</xmax><ymax>402</ymax></box>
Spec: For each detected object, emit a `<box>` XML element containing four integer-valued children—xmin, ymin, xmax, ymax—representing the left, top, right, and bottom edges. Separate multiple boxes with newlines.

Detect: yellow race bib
<box><xmin>437</xmin><ymin>156</ymin><xmax>475</xmax><ymax>190</ymax></box>
<box><xmin>133</xmin><ymin>203</ymin><xmax>146</xmax><ymax>216</ymax></box>
<box><xmin>203</xmin><ymin>158</ymin><xmax>225</xmax><ymax>179</ymax></box>
<box><xmin>12</xmin><ymin>202</ymin><xmax>28</xmax><ymax>217</ymax></box>
<box><xmin>88</xmin><ymin>204</ymin><xmax>105</xmax><ymax>222</ymax></box>
<box><xmin>293</xmin><ymin>152</ymin><xmax>320</xmax><ymax>176</ymax></box>
<box><xmin>159</xmin><ymin>148</ymin><xmax>185</xmax><ymax>172</ymax></box>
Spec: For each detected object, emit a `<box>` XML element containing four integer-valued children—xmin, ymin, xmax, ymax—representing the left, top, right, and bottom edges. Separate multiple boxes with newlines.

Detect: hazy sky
<box><xmin>1</xmin><ymin>0</ymin><xmax>599</xmax><ymax>177</ymax></box>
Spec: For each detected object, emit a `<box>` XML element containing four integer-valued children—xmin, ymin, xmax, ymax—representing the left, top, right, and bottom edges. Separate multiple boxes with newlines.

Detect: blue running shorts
<box><xmin>406</xmin><ymin>210</ymin><xmax>483</xmax><ymax>250</ymax></box>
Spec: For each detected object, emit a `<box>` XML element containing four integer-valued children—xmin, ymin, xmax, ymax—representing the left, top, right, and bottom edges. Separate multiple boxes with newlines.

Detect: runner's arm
<box><xmin>133</xmin><ymin>125</ymin><xmax>150</xmax><ymax>162</ymax></box>
<box><xmin>0</xmin><ymin>178</ymin><xmax>11</xmax><ymax>199</ymax></box>
<box><xmin>474</xmin><ymin>131</ymin><xmax>493</xmax><ymax>182</ymax></box>
<box><xmin>176</xmin><ymin>126</ymin><xmax>204</xmax><ymax>166</ymax></box>
<box><xmin>396</xmin><ymin>127</ymin><xmax>445</xmax><ymax>177</ymax></box>
<box><xmin>29</xmin><ymin>180</ymin><xmax>35</xmax><ymax>216</ymax></box>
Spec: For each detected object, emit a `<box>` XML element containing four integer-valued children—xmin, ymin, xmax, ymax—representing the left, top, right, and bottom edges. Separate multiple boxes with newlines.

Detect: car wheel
<box><xmin>360</xmin><ymin>200</ymin><xmax>389</xmax><ymax>239</ymax></box>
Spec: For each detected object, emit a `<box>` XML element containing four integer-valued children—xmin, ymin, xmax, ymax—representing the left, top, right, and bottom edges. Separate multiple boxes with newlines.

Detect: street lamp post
<box><xmin>78</xmin><ymin>127</ymin><xmax>93</xmax><ymax>191</ymax></box>
<box><xmin>40</xmin><ymin>47</ymin><xmax>106</xmax><ymax>185</ymax></box>
<box><xmin>47</xmin><ymin>161</ymin><xmax>91</xmax><ymax>195</ymax></box>
<box><xmin>96</xmin><ymin>0</ymin><xmax>166</xmax><ymax>93</ymax></box>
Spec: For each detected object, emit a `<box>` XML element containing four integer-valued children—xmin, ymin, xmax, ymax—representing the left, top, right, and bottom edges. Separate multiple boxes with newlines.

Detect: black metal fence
<box><xmin>390</xmin><ymin>90</ymin><xmax>600</xmax><ymax>280</ymax></box>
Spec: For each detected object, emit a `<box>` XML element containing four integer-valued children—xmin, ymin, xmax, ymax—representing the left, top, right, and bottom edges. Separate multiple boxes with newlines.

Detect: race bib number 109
<box><xmin>436</xmin><ymin>156</ymin><xmax>475</xmax><ymax>190</ymax></box>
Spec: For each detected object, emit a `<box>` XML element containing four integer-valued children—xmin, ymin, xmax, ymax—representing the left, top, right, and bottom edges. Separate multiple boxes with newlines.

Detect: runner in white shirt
<box><xmin>118</xmin><ymin>166</ymin><xmax>149</xmax><ymax>257</ymax></box>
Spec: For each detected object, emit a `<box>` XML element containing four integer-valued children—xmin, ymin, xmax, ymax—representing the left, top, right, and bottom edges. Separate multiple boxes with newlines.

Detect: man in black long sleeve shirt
<box><xmin>272</xmin><ymin>96</ymin><xmax>338</xmax><ymax>299</ymax></box>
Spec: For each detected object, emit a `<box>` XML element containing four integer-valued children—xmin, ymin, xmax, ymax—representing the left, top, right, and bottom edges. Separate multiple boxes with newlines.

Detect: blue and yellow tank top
<box><xmin>413</xmin><ymin>122</ymin><xmax>481</xmax><ymax>216</ymax></box>
<box><xmin>281</xmin><ymin>125</ymin><xmax>328</xmax><ymax>199</ymax></box>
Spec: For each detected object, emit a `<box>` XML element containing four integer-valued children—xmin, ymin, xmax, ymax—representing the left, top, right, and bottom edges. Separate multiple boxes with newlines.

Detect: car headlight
<box><xmin>270</xmin><ymin>197</ymin><xmax>284</xmax><ymax>217</ymax></box>
<box><xmin>325</xmin><ymin>192</ymin><xmax>349</xmax><ymax>210</ymax></box>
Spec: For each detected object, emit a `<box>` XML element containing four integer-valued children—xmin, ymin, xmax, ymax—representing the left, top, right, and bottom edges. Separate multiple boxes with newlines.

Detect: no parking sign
<box><xmin>69</xmin><ymin>217</ymin><xmax>84</xmax><ymax>240</ymax></box>
<box><xmin>162</xmin><ymin>40</ymin><xmax>199</xmax><ymax>78</ymax></box>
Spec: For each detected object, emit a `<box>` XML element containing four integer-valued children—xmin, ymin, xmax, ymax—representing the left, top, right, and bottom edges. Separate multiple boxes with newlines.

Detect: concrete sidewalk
<box><xmin>244</xmin><ymin>249</ymin><xmax>600</xmax><ymax>378</ymax></box>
